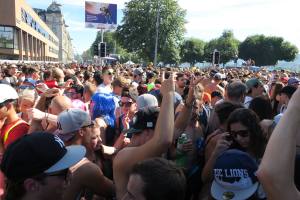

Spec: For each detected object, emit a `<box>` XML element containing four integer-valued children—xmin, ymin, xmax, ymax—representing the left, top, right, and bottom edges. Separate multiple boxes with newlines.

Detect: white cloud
<box><xmin>182</xmin><ymin>0</ymin><xmax>300</xmax><ymax>48</ymax></box>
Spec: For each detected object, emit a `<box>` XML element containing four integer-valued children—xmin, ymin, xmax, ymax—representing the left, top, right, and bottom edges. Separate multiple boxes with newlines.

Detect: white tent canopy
<box><xmin>224</xmin><ymin>58</ymin><xmax>246</xmax><ymax>67</ymax></box>
<box><xmin>103</xmin><ymin>56</ymin><xmax>117</xmax><ymax>60</ymax></box>
<box><xmin>179</xmin><ymin>62</ymin><xmax>190</xmax><ymax>68</ymax></box>
<box><xmin>125</xmin><ymin>60</ymin><xmax>135</xmax><ymax>65</ymax></box>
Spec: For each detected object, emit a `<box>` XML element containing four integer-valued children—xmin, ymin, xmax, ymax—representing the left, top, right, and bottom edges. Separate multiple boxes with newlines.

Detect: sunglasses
<box><xmin>231</xmin><ymin>130</ymin><xmax>249</xmax><ymax>138</ymax></box>
<box><xmin>19</xmin><ymin>85</ymin><xmax>35</xmax><ymax>90</ymax></box>
<box><xmin>81</xmin><ymin>123</ymin><xmax>94</xmax><ymax>129</ymax></box>
<box><xmin>45</xmin><ymin>169</ymin><xmax>69</xmax><ymax>179</ymax></box>
<box><xmin>120</xmin><ymin>102</ymin><xmax>133</xmax><ymax>107</ymax></box>
<box><xmin>104</xmin><ymin>71</ymin><xmax>114</xmax><ymax>76</ymax></box>
<box><xmin>34</xmin><ymin>169</ymin><xmax>69</xmax><ymax>181</ymax></box>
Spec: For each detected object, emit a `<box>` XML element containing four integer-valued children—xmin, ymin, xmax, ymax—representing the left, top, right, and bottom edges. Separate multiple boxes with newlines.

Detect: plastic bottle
<box><xmin>176</xmin><ymin>133</ymin><xmax>188</xmax><ymax>168</ymax></box>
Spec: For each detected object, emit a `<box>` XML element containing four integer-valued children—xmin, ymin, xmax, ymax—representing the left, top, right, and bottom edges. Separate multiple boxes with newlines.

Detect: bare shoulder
<box><xmin>72</xmin><ymin>159</ymin><xmax>103</xmax><ymax>180</ymax></box>
<box><xmin>113</xmin><ymin>146</ymin><xmax>138</xmax><ymax>171</ymax></box>
<box><xmin>113</xmin><ymin>147</ymin><xmax>138</xmax><ymax>199</ymax></box>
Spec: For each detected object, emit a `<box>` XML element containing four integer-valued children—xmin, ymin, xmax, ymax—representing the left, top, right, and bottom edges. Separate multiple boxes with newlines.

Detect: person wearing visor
<box><xmin>0</xmin><ymin>132</ymin><xmax>86</xmax><ymax>200</ymax></box>
<box><xmin>116</xmin><ymin>95</ymin><xmax>136</xmax><ymax>135</ymax></box>
<box><xmin>0</xmin><ymin>84</ymin><xmax>29</xmax><ymax>150</ymax></box>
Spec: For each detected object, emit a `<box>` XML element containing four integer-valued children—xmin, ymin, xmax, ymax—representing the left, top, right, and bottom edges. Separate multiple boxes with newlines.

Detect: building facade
<box><xmin>35</xmin><ymin>2</ymin><xmax>74</xmax><ymax>63</ymax></box>
<box><xmin>0</xmin><ymin>0</ymin><xmax>59</xmax><ymax>61</ymax></box>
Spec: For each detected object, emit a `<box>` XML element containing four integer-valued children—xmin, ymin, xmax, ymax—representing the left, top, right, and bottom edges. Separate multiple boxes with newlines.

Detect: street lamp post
<box><xmin>154</xmin><ymin>1</ymin><xmax>160</xmax><ymax>67</ymax></box>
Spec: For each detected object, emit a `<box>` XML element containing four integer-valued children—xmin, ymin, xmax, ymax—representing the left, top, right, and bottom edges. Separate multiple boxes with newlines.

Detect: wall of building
<box><xmin>43</xmin><ymin>8</ymin><xmax>74</xmax><ymax>63</ymax></box>
<box><xmin>0</xmin><ymin>0</ymin><xmax>59</xmax><ymax>61</ymax></box>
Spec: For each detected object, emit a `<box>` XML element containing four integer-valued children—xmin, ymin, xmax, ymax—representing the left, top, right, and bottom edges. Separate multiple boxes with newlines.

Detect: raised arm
<box><xmin>174</xmin><ymin>84</ymin><xmax>194</xmax><ymax>133</ymax></box>
<box><xmin>174</xmin><ymin>76</ymin><xmax>203</xmax><ymax>133</ymax></box>
<box><xmin>113</xmin><ymin>72</ymin><xmax>175</xmax><ymax>199</ymax></box>
<box><xmin>257</xmin><ymin>88</ymin><xmax>300</xmax><ymax>200</ymax></box>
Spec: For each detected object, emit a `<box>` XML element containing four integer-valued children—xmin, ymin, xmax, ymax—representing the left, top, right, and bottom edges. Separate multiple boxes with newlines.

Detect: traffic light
<box><xmin>213</xmin><ymin>50</ymin><xmax>220</xmax><ymax>65</ymax></box>
<box><xmin>93</xmin><ymin>43</ymin><xmax>99</xmax><ymax>56</ymax></box>
<box><xmin>100</xmin><ymin>42</ymin><xmax>106</xmax><ymax>57</ymax></box>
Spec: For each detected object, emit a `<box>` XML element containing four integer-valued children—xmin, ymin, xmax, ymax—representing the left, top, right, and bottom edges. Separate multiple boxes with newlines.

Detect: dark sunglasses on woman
<box><xmin>231</xmin><ymin>130</ymin><xmax>249</xmax><ymax>138</ymax></box>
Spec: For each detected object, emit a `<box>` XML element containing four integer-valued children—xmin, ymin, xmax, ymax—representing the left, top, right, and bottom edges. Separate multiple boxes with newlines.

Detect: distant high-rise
<box><xmin>35</xmin><ymin>1</ymin><xmax>74</xmax><ymax>63</ymax></box>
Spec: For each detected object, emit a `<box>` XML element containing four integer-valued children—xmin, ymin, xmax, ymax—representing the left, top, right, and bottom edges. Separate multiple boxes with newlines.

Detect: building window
<box><xmin>49</xmin><ymin>46</ymin><xmax>58</xmax><ymax>55</ymax></box>
<box><xmin>21</xmin><ymin>8</ymin><xmax>49</xmax><ymax>40</ymax></box>
<box><xmin>0</xmin><ymin>26</ymin><xmax>14</xmax><ymax>49</ymax></box>
<box><xmin>14</xmin><ymin>29</ymin><xmax>19</xmax><ymax>49</ymax></box>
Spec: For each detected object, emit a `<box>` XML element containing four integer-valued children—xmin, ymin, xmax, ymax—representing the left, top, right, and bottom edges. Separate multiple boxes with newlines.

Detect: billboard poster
<box><xmin>85</xmin><ymin>1</ymin><xmax>117</xmax><ymax>30</ymax></box>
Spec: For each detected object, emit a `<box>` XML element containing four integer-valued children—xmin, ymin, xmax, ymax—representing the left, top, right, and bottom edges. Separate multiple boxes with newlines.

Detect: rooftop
<box><xmin>47</xmin><ymin>1</ymin><xmax>62</xmax><ymax>13</ymax></box>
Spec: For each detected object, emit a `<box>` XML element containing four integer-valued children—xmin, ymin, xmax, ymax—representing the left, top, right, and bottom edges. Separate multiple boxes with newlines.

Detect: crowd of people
<box><xmin>0</xmin><ymin>61</ymin><xmax>299</xmax><ymax>200</ymax></box>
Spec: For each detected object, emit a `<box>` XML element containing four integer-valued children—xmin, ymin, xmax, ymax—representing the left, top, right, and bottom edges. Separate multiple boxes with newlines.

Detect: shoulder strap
<box><xmin>3</xmin><ymin>120</ymin><xmax>28</xmax><ymax>143</ymax></box>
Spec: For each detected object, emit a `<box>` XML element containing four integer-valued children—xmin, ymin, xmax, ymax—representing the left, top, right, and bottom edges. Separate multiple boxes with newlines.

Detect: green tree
<box><xmin>81</xmin><ymin>49</ymin><xmax>93</xmax><ymax>62</ymax></box>
<box><xmin>239</xmin><ymin>35</ymin><xmax>299</xmax><ymax>66</ymax></box>
<box><xmin>180</xmin><ymin>38</ymin><xmax>206</xmax><ymax>65</ymax></box>
<box><xmin>89</xmin><ymin>31</ymin><xmax>142</xmax><ymax>62</ymax></box>
<box><xmin>116</xmin><ymin>0</ymin><xmax>186</xmax><ymax>64</ymax></box>
<box><xmin>90</xmin><ymin>31</ymin><xmax>122</xmax><ymax>56</ymax></box>
<box><xmin>118</xmin><ymin>48</ymin><xmax>141</xmax><ymax>63</ymax></box>
<box><xmin>204</xmin><ymin>30</ymin><xmax>240</xmax><ymax>64</ymax></box>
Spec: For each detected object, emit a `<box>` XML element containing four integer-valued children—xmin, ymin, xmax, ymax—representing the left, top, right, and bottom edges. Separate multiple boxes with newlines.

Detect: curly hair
<box><xmin>227</xmin><ymin>108</ymin><xmax>266</xmax><ymax>159</ymax></box>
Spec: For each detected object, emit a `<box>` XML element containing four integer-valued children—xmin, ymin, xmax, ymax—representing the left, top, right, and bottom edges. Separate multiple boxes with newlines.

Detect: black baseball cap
<box><xmin>125</xmin><ymin>107</ymin><xmax>160</xmax><ymax>136</ymax></box>
<box><xmin>1</xmin><ymin>132</ymin><xmax>86</xmax><ymax>181</ymax></box>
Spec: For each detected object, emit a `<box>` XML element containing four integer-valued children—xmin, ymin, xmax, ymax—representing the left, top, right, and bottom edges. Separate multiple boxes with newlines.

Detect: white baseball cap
<box><xmin>0</xmin><ymin>84</ymin><xmax>19</xmax><ymax>104</ymax></box>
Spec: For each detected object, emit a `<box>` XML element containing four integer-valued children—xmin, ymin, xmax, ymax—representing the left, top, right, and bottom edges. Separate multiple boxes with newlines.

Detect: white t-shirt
<box><xmin>244</xmin><ymin>96</ymin><xmax>253</xmax><ymax>108</ymax></box>
<box><xmin>96</xmin><ymin>83</ymin><xmax>112</xmax><ymax>94</ymax></box>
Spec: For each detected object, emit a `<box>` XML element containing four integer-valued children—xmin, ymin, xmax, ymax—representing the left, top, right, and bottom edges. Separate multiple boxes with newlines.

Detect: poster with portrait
<box><xmin>85</xmin><ymin>1</ymin><xmax>117</xmax><ymax>30</ymax></box>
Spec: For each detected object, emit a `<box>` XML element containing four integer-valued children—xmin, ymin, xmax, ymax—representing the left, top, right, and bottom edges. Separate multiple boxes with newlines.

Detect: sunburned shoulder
<box><xmin>114</xmin><ymin>147</ymin><xmax>139</xmax><ymax>170</ymax></box>
<box><xmin>70</xmin><ymin>158</ymin><xmax>103</xmax><ymax>177</ymax></box>
<box><xmin>115</xmin><ymin>147</ymin><xmax>138</xmax><ymax>161</ymax></box>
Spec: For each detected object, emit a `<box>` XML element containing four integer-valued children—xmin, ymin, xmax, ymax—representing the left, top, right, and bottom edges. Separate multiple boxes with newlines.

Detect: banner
<box><xmin>85</xmin><ymin>1</ymin><xmax>117</xmax><ymax>30</ymax></box>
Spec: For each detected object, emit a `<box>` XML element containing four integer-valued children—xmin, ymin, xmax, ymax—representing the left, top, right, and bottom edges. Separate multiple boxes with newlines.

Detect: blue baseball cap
<box><xmin>211</xmin><ymin>149</ymin><xmax>259</xmax><ymax>200</ymax></box>
<box><xmin>288</xmin><ymin>77</ymin><xmax>300</xmax><ymax>86</ymax></box>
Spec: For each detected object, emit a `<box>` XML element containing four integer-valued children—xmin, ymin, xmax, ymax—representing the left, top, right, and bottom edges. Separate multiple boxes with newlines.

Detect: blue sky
<box><xmin>27</xmin><ymin>0</ymin><xmax>300</xmax><ymax>54</ymax></box>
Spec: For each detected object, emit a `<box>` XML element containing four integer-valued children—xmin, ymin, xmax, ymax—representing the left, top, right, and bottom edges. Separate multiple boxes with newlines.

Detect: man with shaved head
<box><xmin>49</xmin><ymin>95</ymin><xmax>72</xmax><ymax>115</ymax></box>
<box><xmin>28</xmin><ymin>89</ymin><xmax>72</xmax><ymax>133</ymax></box>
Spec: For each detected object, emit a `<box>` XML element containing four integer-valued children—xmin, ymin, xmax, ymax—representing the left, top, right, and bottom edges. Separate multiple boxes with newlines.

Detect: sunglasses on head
<box><xmin>231</xmin><ymin>130</ymin><xmax>249</xmax><ymax>138</ymax></box>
